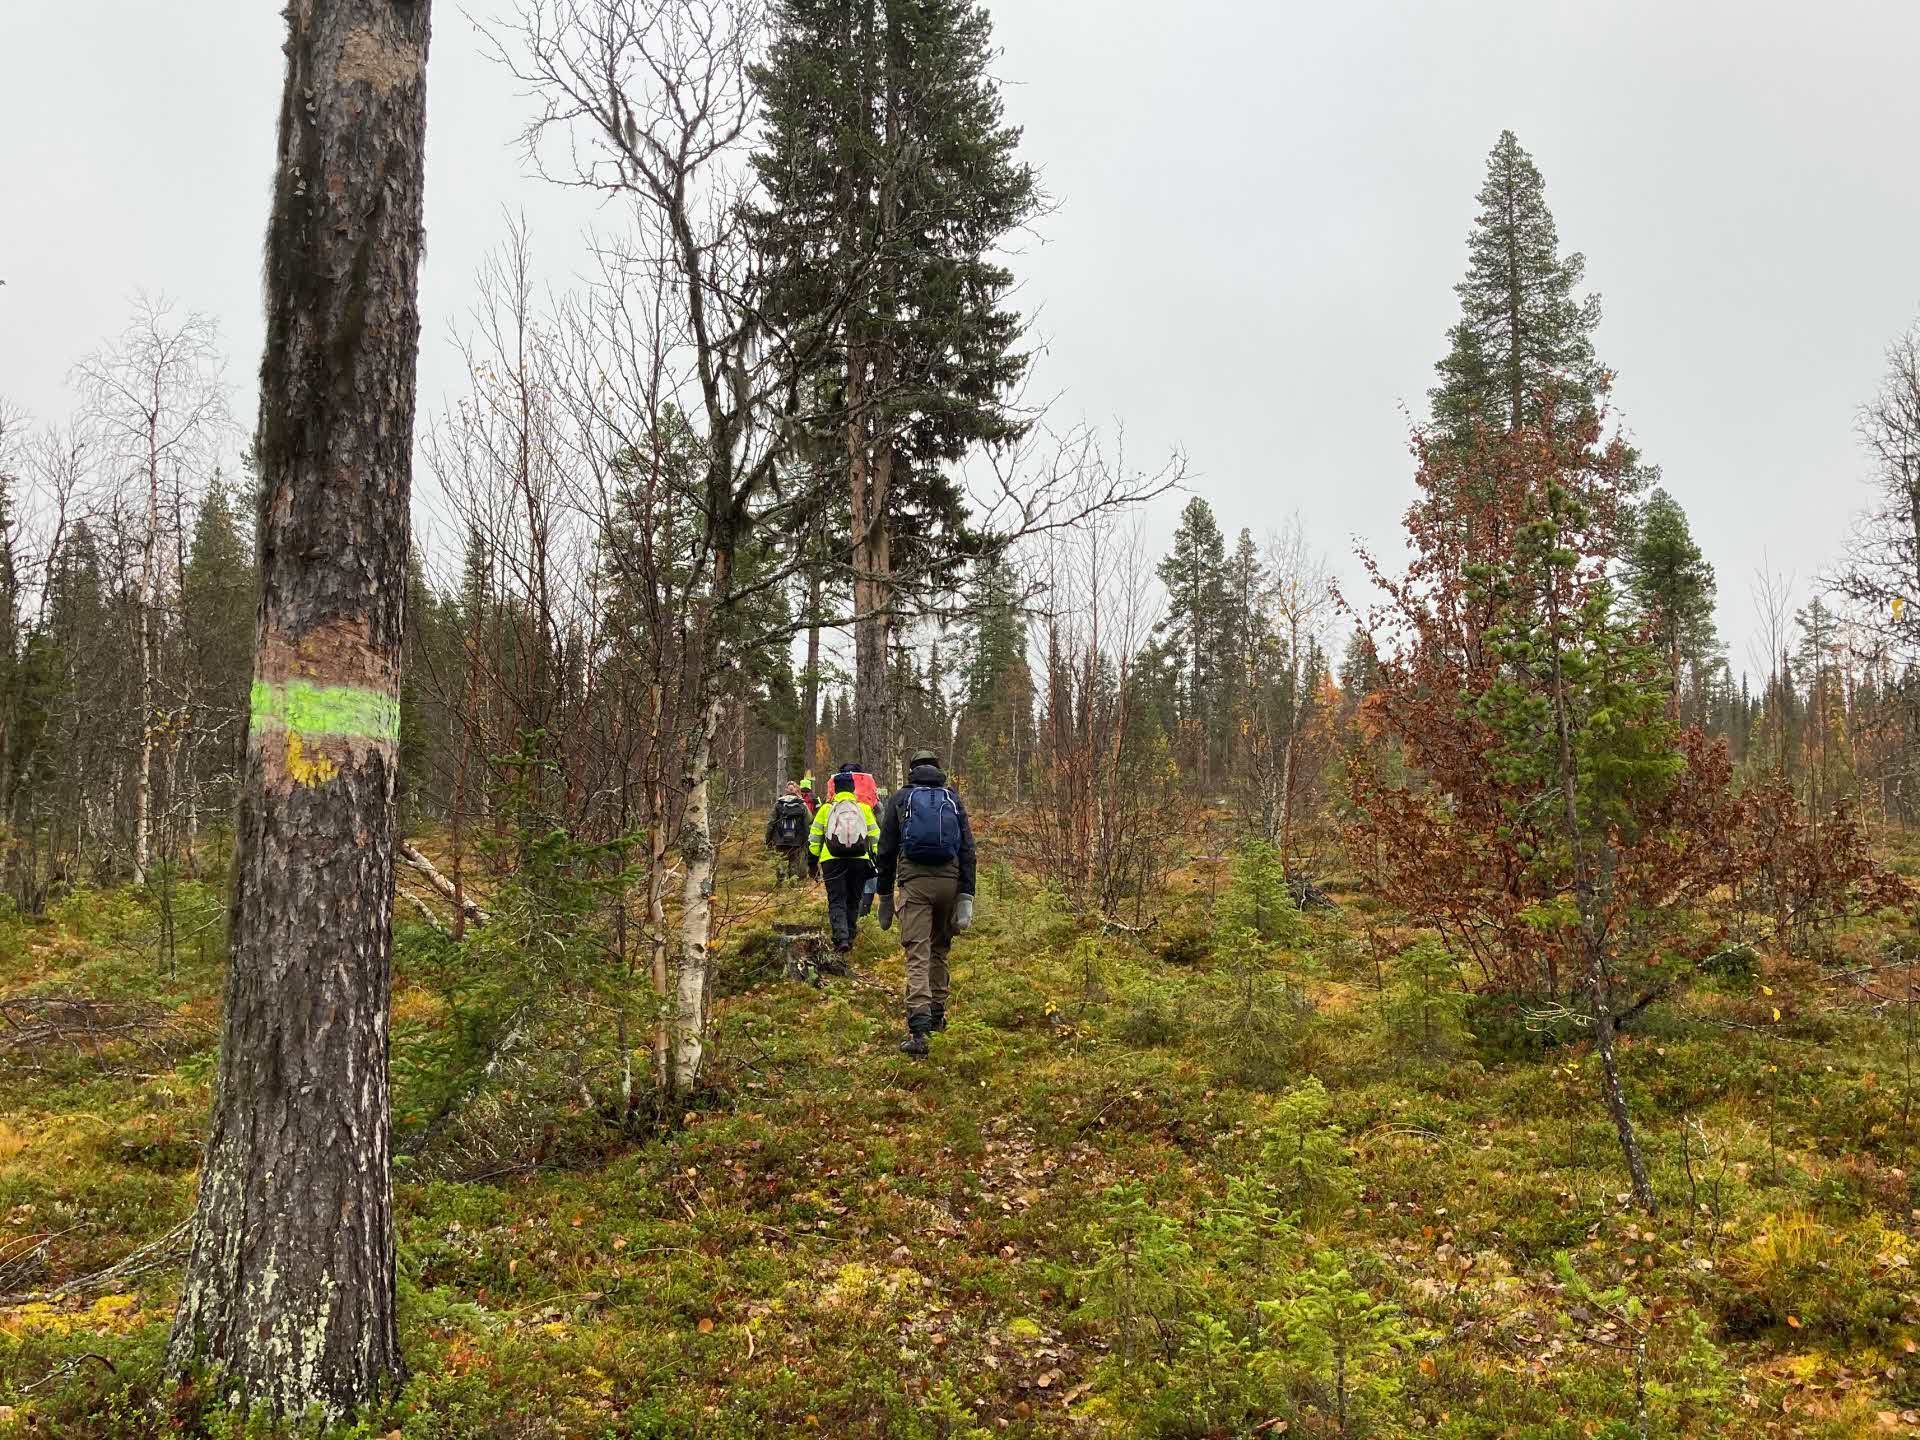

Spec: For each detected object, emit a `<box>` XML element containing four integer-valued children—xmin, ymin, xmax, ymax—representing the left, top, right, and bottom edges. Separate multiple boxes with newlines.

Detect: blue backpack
<box><xmin>901</xmin><ymin>785</ymin><xmax>961</xmax><ymax>865</ymax></box>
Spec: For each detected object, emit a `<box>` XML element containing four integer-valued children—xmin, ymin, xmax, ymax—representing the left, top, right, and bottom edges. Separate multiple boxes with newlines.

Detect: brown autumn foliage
<box><xmin>1733</xmin><ymin>780</ymin><xmax>1910</xmax><ymax>954</ymax></box>
<box><xmin>1342</xmin><ymin>411</ymin><xmax>1908</xmax><ymax>1000</ymax></box>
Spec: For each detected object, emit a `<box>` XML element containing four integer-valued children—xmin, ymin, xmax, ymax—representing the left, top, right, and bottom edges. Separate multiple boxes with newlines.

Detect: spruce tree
<box><xmin>1219</xmin><ymin>527</ymin><xmax>1267</xmax><ymax>749</ymax></box>
<box><xmin>956</xmin><ymin>558</ymin><xmax>1030</xmax><ymax>802</ymax></box>
<box><xmin>1431</xmin><ymin>130</ymin><xmax>1605</xmax><ymax>439</ymax></box>
<box><xmin>180</xmin><ymin>476</ymin><xmax>260</xmax><ymax>809</ymax></box>
<box><xmin>1625</xmin><ymin>488</ymin><xmax>1719</xmax><ymax>711</ymax></box>
<box><xmin>749</xmin><ymin>0</ymin><xmax>1041</xmax><ymax>783</ymax></box>
<box><xmin>1155</xmin><ymin>497</ymin><xmax>1229</xmax><ymax>784</ymax></box>
<box><xmin>1795</xmin><ymin>597</ymin><xmax>1849</xmax><ymax>813</ymax></box>
<box><xmin>42</xmin><ymin>523</ymin><xmax>117</xmax><ymax>867</ymax></box>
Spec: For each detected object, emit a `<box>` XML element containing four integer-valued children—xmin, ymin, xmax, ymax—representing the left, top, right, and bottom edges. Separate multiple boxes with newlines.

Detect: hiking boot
<box><xmin>929</xmin><ymin>1005</ymin><xmax>947</xmax><ymax>1033</ymax></box>
<box><xmin>900</xmin><ymin>1010</ymin><xmax>932</xmax><ymax>1056</ymax></box>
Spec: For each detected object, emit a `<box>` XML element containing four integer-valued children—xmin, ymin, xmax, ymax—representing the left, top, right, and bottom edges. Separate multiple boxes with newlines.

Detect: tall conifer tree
<box><xmin>1155</xmin><ymin>497</ymin><xmax>1228</xmax><ymax>784</ymax></box>
<box><xmin>1431</xmin><ymin>131</ymin><xmax>1605</xmax><ymax>439</ymax></box>
<box><xmin>180</xmin><ymin>477</ymin><xmax>260</xmax><ymax>808</ymax></box>
<box><xmin>749</xmin><ymin>0</ymin><xmax>1040</xmax><ymax>782</ymax></box>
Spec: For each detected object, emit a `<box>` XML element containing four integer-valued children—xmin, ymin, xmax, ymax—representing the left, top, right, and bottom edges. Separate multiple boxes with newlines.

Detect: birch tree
<box><xmin>487</xmin><ymin>0</ymin><xmax>806</xmax><ymax>1098</ymax></box>
<box><xmin>72</xmin><ymin>296</ymin><xmax>230</xmax><ymax>884</ymax></box>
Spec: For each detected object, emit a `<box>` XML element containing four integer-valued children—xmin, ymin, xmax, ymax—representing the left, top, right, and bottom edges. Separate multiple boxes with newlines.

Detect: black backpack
<box><xmin>772</xmin><ymin>796</ymin><xmax>808</xmax><ymax>845</ymax></box>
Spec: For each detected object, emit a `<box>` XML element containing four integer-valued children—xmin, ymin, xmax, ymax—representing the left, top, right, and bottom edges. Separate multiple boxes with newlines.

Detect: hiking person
<box><xmin>798</xmin><ymin>771</ymin><xmax>817</xmax><ymax>814</ymax></box>
<box><xmin>874</xmin><ymin>747</ymin><xmax>976</xmax><ymax>1056</ymax></box>
<box><xmin>764</xmin><ymin>782</ymin><xmax>812</xmax><ymax>887</ymax></box>
<box><xmin>808</xmin><ymin>771</ymin><xmax>880</xmax><ymax>955</ymax></box>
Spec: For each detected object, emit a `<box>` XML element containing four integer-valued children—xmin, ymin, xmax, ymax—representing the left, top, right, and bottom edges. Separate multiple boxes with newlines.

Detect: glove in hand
<box><xmin>954</xmin><ymin>894</ymin><xmax>975</xmax><ymax>931</ymax></box>
<box><xmin>877</xmin><ymin>893</ymin><xmax>895</xmax><ymax>931</ymax></box>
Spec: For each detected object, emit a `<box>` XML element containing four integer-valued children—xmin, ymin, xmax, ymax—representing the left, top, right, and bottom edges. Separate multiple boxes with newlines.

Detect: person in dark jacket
<box><xmin>764</xmin><ymin>782</ymin><xmax>811</xmax><ymax>886</ymax></box>
<box><xmin>874</xmin><ymin>747</ymin><xmax>977</xmax><ymax>1055</ymax></box>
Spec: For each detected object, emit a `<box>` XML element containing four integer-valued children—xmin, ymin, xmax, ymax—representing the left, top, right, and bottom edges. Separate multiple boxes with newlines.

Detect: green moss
<box><xmin>9</xmin><ymin>844</ymin><xmax>1920</xmax><ymax>1435</ymax></box>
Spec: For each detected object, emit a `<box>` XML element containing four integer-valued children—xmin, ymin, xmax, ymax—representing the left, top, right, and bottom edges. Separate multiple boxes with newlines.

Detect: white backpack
<box><xmin>824</xmin><ymin>797</ymin><xmax>869</xmax><ymax>858</ymax></box>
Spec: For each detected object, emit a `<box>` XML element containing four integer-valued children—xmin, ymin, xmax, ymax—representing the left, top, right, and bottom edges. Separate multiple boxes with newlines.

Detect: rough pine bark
<box><xmin>852</xmin><ymin>561</ymin><xmax>893</xmax><ymax>779</ymax></box>
<box><xmin>168</xmin><ymin>0</ymin><xmax>432</xmax><ymax>1415</ymax></box>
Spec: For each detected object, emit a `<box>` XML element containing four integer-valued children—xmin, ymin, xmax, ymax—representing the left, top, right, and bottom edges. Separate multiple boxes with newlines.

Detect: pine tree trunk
<box><xmin>168</xmin><ymin>0</ymin><xmax>431</xmax><ymax>1415</ymax></box>
<box><xmin>1668</xmin><ymin>630</ymin><xmax>1682</xmax><ymax>721</ymax></box>
<box><xmin>852</xmin><ymin>529</ymin><xmax>894</xmax><ymax>783</ymax></box>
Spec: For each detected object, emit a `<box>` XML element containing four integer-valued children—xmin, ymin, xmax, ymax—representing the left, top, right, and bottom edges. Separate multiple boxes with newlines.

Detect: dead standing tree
<box><xmin>1832</xmin><ymin>318</ymin><xmax>1920</xmax><ymax>640</ymax></box>
<box><xmin>168</xmin><ymin>0</ymin><xmax>432</xmax><ymax>1416</ymax></box>
<box><xmin>1831</xmin><ymin>318</ymin><xmax>1920</xmax><ymax>801</ymax></box>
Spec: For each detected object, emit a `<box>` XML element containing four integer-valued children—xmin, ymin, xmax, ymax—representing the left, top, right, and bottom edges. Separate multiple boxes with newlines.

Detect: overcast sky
<box><xmin>4</xmin><ymin>0</ymin><xmax>1917</xmax><ymax>675</ymax></box>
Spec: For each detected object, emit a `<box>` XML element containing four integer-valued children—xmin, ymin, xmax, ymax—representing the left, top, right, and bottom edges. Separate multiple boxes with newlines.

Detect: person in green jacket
<box><xmin>808</xmin><ymin>772</ymin><xmax>880</xmax><ymax>954</ymax></box>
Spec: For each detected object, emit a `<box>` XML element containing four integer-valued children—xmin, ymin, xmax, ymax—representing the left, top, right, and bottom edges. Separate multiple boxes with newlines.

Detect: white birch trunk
<box><xmin>670</xmin><ymin>688</ymin><xmax>724</xmax><ymax>1097</ymax></box>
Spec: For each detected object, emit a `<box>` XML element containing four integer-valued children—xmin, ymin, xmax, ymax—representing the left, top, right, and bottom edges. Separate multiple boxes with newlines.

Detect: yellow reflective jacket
<box><xmin>809</xmin><ymin>793</ymin><xmax>879</xmax><ymax>861</ymax></box>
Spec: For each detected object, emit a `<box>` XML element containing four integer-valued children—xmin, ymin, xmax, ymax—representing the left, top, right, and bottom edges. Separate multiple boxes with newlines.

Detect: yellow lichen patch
<box><xmin>0</xmin><ymin>1115</ymin><xmax>118</xmax><ymax>1176</ymax></box>
<box><xmin>285</xmin><ymin>731</ymin><xmax>339</xmax><ymax>787</ymax></box>
<box><xmin>821</xmin><ymin>1260</ymin><xmax>918</xmax><ymax>1314</ymax></box>
<box><xmin>0</xmin><ymin>1292</ymin><xmax>146</xmax><ymax>1338</ymax></box>
<box><xmin>828</xmin><ymin>1260</ymin><xmax>876</xmax><ymax>1304</ymax></box>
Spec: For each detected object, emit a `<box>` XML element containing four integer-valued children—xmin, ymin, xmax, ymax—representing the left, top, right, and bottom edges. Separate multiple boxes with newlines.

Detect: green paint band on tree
<box><xmin>249</xmin><ymin>680</ymin><xmax>401</xmax><ymax>743</ymax></box>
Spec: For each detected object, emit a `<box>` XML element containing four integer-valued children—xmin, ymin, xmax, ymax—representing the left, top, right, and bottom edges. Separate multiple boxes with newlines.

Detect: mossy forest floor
<box><xmin>3</xmin><ymin>832</ymin><xmax>1920</xmax><ymax>1438</ymax></box>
